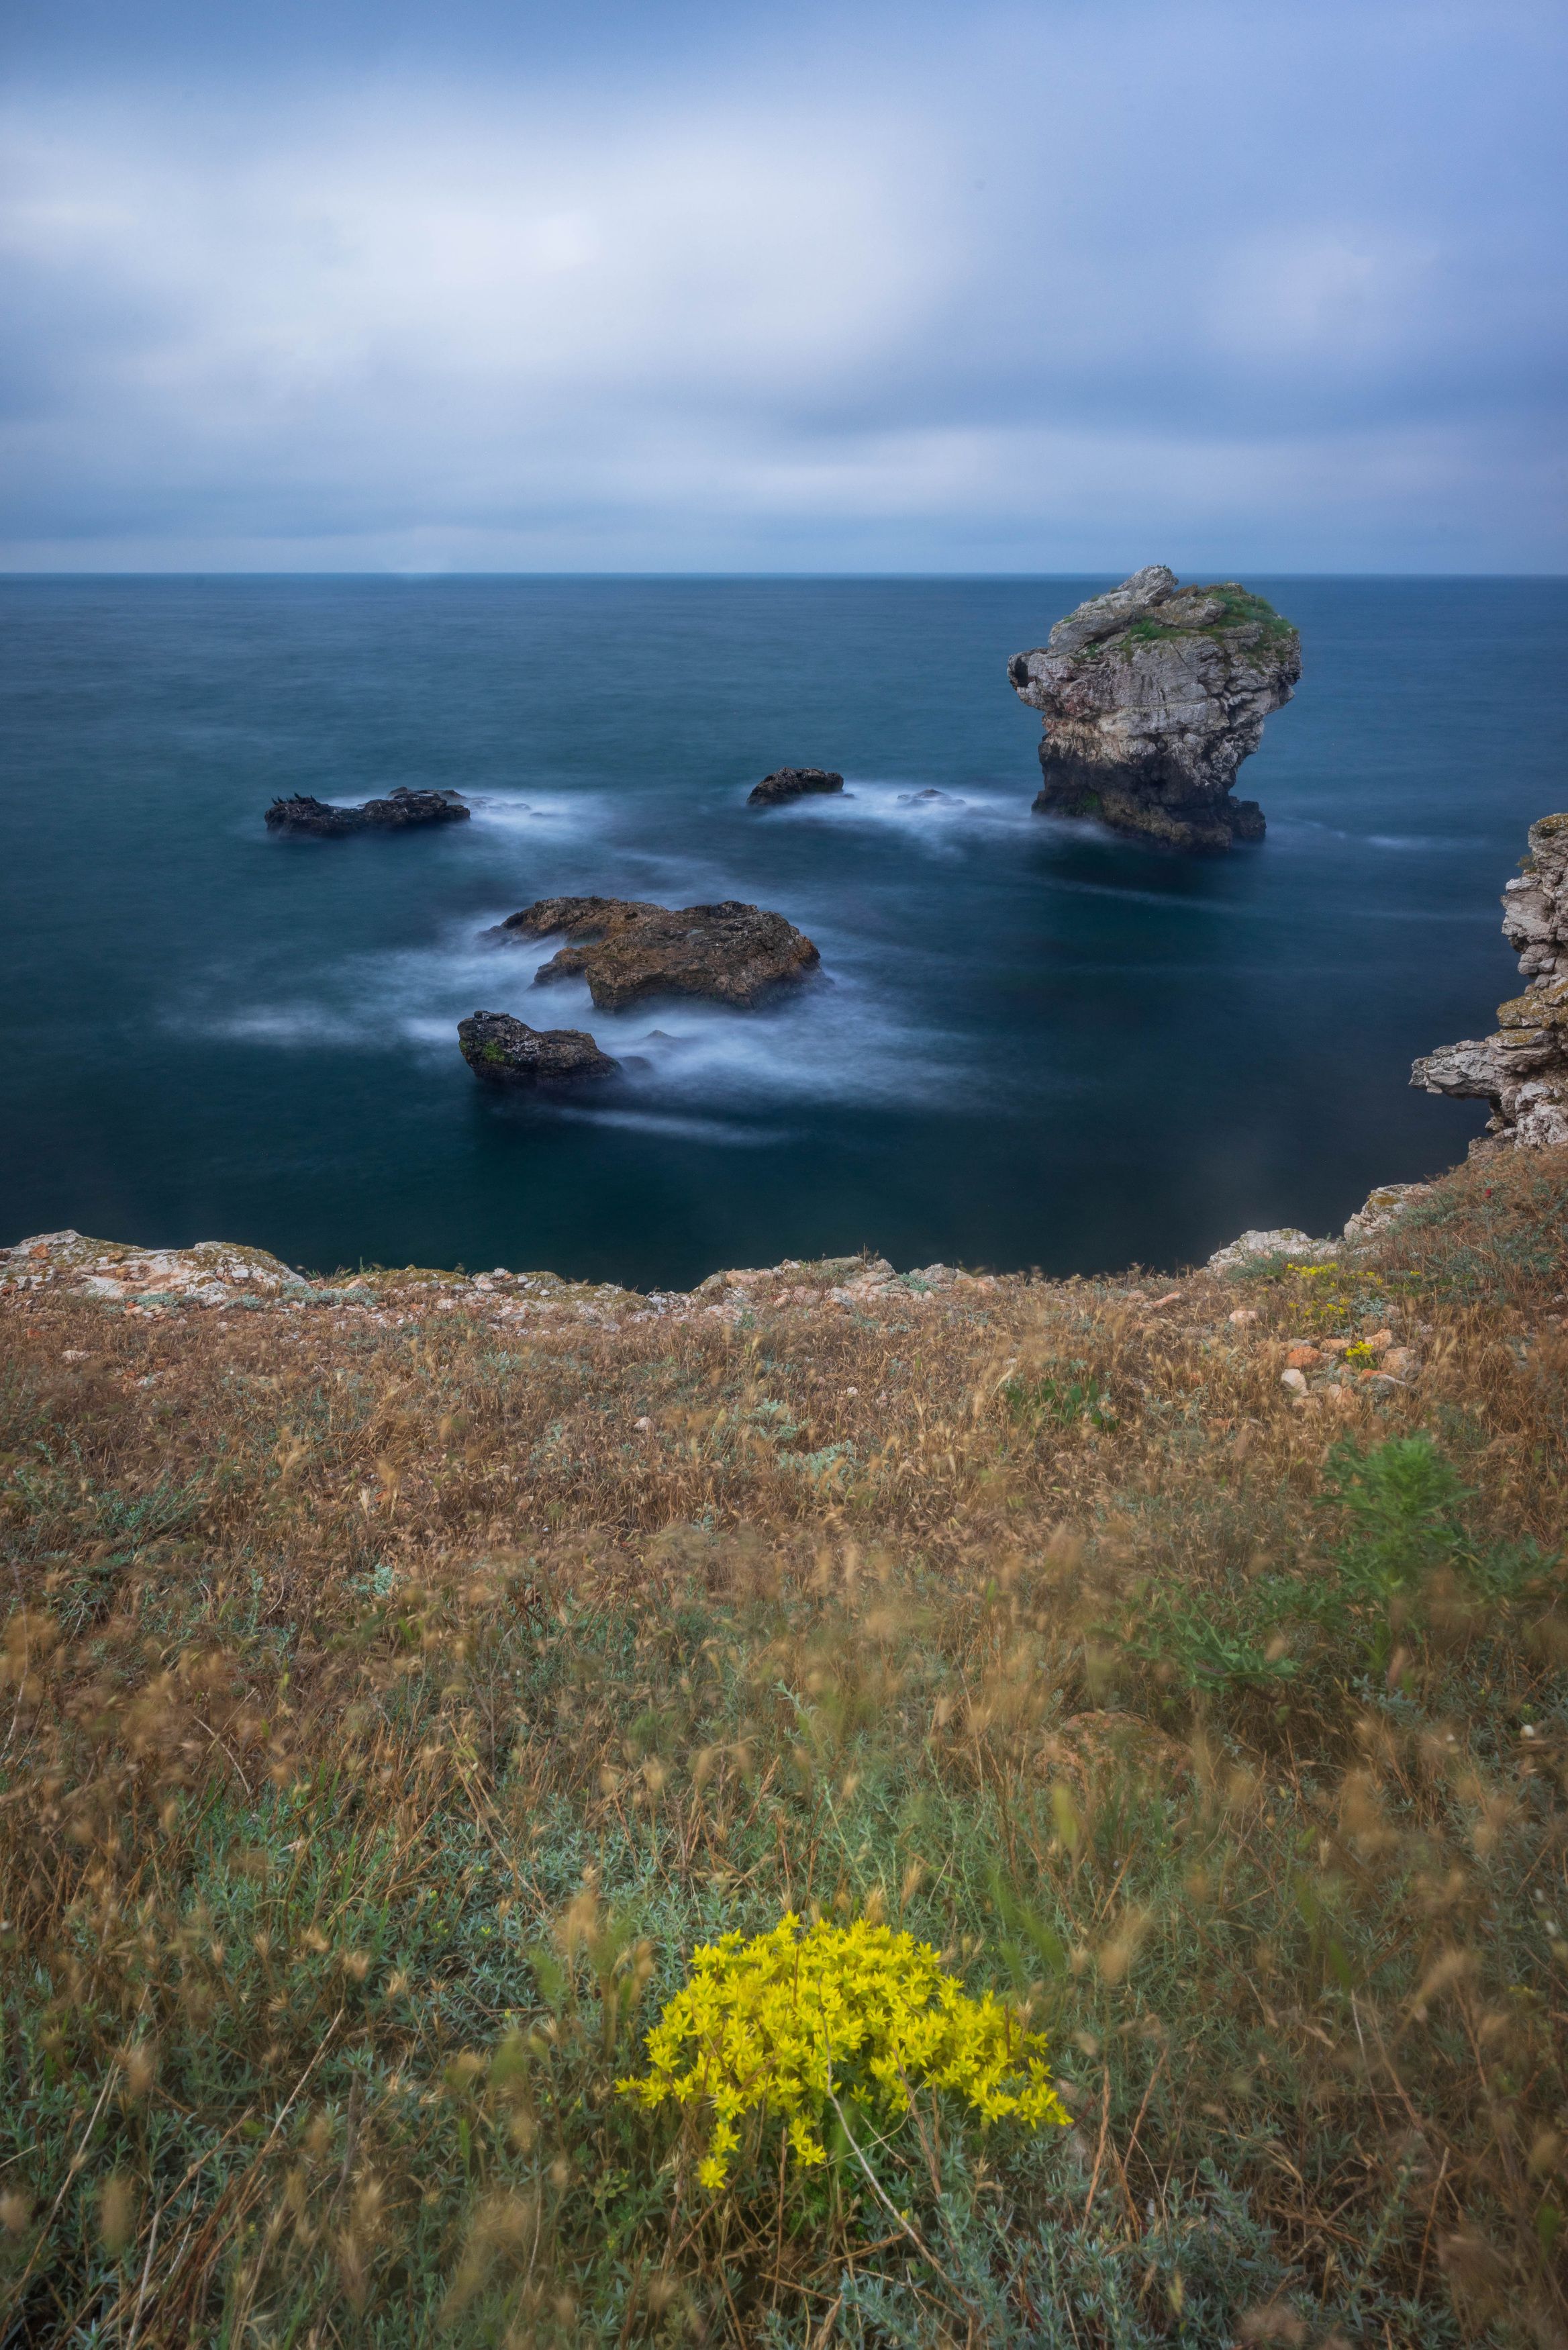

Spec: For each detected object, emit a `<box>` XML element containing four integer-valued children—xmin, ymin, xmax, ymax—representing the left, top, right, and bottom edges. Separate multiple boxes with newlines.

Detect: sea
<box><xmin>3</xmin><ymin>576</ymin><xmax>1565</xmax><ymax>1292</ymax></box>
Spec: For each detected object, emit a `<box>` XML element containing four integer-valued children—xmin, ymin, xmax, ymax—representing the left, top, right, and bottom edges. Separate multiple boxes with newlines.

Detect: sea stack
<box><xmin>1412</xmin><ymin>813</ymin><xmax>1568</xmax><ymax>1152</ymax></box>
<box><xmin>1008</xmin><ymin>567</ymin><xmax>1301</xmax><ymax>851</ymax></box>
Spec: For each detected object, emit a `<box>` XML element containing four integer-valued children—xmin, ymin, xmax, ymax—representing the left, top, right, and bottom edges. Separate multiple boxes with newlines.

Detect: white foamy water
<box><xmin>188</xmin><ymin>884</ymin><xmax>975</xmax><ymax>1123</ymax></box>
<box><xmin>761</xmin><ymin>776</ymin><xmax>1035</xmax><ymax>851</ymax></box>
<box><xmin>464</xmin><ymin>789</ymin><xmax>613</xmax><ymax>837</ymax></box>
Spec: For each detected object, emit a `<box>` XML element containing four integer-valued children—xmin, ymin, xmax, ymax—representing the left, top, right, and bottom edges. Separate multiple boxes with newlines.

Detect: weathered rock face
<box><xmin>748</xmin><ymin>767</ymin><xmax>844</xmax><ymax>806</ymax></box>
<box><xmin>1008</xmin><ymin>566</ymin><xmax>1301</xmax><ymax>851</ymax></box>
<box><xmin>483</xmin><ymin>897</ymin><xmax>820</xmax><ymax>1010</ymax></box>
<box><xmin>1412</xmin><ymin>813</ymin><xmax>1568</xmax><ymax>1152</ymax></box>
<box><xmin>458</xmin><ymin>1010</ymin><xmax>619</xmax><ymax>1085</ymax></box>
<box><xmin>266</xmin><ymin>788</ymin><xmax>469</xmax><ymax>837</ymax></box>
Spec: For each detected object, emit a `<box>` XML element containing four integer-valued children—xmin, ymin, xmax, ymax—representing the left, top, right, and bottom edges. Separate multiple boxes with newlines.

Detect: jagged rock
<box><xmin>1208</xmin><ymin>1227</ymin><xmax>1340</xmax><ymax>1273</ymax></box>
<box><xmin>1008</xmin><ymin>567</ymin><xmax>1301</xmax><ymax>851</ymax></box>
<box><xmin>483</xmin><ymin>897</ymin><xmax>820</xmax><ymax>1011</ymax></box>
<box><xmin>1412</xmin><ymin>813</ymin><xmax>1568</xmax><ymax>1152</ymax></box>
<box><xmin>266</xmin><ymin>787</ymin><xmax>470</xmax><ymax>837</ymax></box>
<box><xmin>748</xmin><ymin>767</ymin><xmax>844</xmax><ymax>807</ymax></box>
<box><xmin>458</xmin><ymin>1011</ymin><xmax>619</xmax><ymax>1085</ymax></box>
<box><xmin>1341</xmin><ymin>1182</ymin><xmax>1432</xmax><ymax>1246</ymax></box>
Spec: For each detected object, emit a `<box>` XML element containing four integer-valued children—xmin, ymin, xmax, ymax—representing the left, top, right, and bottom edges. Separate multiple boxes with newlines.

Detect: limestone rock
<box><xmin>266</xmin><ymin>787</ymin><xmax>469</xmax><ymax>836</ymax></box>
<box><xmin>1</xmin><ymin>1230</ymin><xmax>309</xmax><ymax>1307</ymax></box>
<box><xmin>1208</xmin><ymin>1227</ymin><xmax>1339</xmax><ymax>1273</ymax></box>
<box><xmin>458</xmin><ymin>1010</ymin><xmax>619</xmax><ymax>1085</ymax></box>
<box><xmin>483</xmin><ymin>896</ymin><xmax>820</xmax><ymax>1011</ymax></box>
<box><xmin>1412</xmin><ymin>814</ymin><xmax>1568</xmax><ymax>1151</ymax></box>
<box><xmin>748</xmin><ymin>767</ymin><xmax>844</xmax><ymax>807</ymax></box>
<box><xmin>1008</xmin><ymin>569</ymin><xmax>1300</xmax><ymax>851</ymax></box>
<box><xmin>1341</xmin><ymin>1182</ymin><xmax>1432</xmax><ymax>1247</ymax></box>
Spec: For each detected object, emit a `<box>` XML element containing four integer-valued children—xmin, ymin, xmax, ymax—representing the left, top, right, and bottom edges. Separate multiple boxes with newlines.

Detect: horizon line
<box><xmin>3</xmin><ymin>567</ymin><xmax>1566</xmax><ymax>583</ymax></box>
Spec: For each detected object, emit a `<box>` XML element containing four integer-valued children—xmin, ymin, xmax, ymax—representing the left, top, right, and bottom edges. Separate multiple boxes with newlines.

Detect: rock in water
<box><xmin>266</xmin><ymin>787</ymin><xmax>470</xmax><ymax>836</ymax></box>
<box><xmin>483</xmin><ymin>897</ymin><xmax>820</xmax><ymax>1010</ymax></box>
<box><xmin>458</xmin><ymin>1011</ymin><xmax>619</xmax><ymax>1085</ymax></box>
<box><xmin>1412</xmin><ymin>813</ymin><xmax>1568</xmax><ymax>1152</ymax></box>
<box><xmin>1008</xmin><ymin>566</ymin><xmax>1301</xmax><ymax>851</ymax></box>
<box><xmin>748</xmin><ymin>767</ymin><xmax>844</xmax><ymax>806</ymax></box>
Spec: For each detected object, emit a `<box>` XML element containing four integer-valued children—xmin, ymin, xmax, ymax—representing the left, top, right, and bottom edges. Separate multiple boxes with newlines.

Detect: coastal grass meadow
<box><xmin>1</xmin><ymin>1146</ymin><xmax>1566</xmax><ymax>2345</ymax></box>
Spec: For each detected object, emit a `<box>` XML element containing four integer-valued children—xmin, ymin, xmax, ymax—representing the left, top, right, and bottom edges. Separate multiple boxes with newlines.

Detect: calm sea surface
<box><xmin>3</xmin><ymin>577</ymin><xmax>1564</xmax><ymax>1289</ymax></box>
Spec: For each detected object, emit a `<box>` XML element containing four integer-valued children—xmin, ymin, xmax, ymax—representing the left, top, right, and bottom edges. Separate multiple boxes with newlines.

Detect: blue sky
<box><xmin>2</xmin><ymin>0</ymin><xmax>1563</xmax><ymax>571</ymax></box>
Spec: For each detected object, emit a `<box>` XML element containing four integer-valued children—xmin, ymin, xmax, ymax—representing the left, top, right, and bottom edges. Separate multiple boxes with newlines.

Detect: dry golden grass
<box><xmin>1</xmin><ymin>1147</ymin><xmax>1565</xmax><ymax>2345</ymax></box>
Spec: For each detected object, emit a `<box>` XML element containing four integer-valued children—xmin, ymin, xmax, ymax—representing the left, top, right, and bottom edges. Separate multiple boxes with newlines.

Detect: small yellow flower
<box><xmin>618</xmin><ymin>1914</ymin><xmax>1069</xmax><ymax>2189</ymax></box>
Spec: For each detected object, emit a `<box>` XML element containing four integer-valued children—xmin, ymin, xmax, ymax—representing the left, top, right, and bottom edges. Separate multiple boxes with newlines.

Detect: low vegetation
<box><xmin>1</xmin><ymin>1147</ymin><xmax>1565</xmax><ymax>2346</ymax></box>
<box><xmin>1119</xmin><ymin>586</ymin><xmax>1297</xmax><ymax>657</ymax></box>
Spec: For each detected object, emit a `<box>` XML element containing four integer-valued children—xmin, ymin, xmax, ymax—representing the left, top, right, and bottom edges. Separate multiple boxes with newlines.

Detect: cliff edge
<box><xmin>1412</xmin><ymin>811</ymin><xmax>1568</xmax><ymax>1152</ymax></box>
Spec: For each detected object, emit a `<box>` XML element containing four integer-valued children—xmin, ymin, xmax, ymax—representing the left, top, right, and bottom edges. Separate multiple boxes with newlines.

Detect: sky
<box><xmin>1</xmin><ymin>0</ymin><xmax>1564</xmax><ymax>572</ymax></box>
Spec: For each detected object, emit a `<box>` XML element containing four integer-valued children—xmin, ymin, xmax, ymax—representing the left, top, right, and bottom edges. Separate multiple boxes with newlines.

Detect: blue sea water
<box><xmin>3</xmin><ymin>576</ymin><xmax>1565</xmax><ymax>1290</ymax></box>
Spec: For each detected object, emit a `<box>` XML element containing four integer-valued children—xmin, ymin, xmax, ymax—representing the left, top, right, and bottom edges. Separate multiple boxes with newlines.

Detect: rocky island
<box><xmin>747</xmin><ymin>767</ymin><xmax>844</xmax><ymax>806</ymax></box>
<box><xmin>457</xmin><ymin>1010</ymin><xmax>619</xmax><ymax>1086</ymax></box>
<box><xmin>483</xmin><ymin>895</ymin><xmax>820</xmax><ymax>1010</ymax></box>
<box><xmin>1412</xmin><ymin>811</ymin><xmax>1568</xmax><ymax>1151</ymax></box>
<box><xmin>1008</xmin><ymin>565</ymin><xmax>1301</xmax><ymax>850</ymax></box>
<box><xmin>265</xmin><ymin>786</ymin><xmax>470</xmax><ymax>837</ymax></box>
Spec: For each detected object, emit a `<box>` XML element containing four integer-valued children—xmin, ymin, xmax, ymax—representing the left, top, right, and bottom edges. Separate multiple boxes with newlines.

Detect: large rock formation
<box><xmin>458</xmin><ymin>1011</ymin><xmax>619</xmax><ymax>1086</ymax></box>
<box><xmin>1008</xmin><ymin>566</ymin><xmax>1301</xmax><ymax>851</ymax></box>
<box><xmin>483</xmin><ymin>897</ymin><xmax>820</xmax><ymax>1010</ymax></box>
<box><xmin>266</xmin><ymin>787</ymin><xmax>469</xmax><ymax>837</ymax></box>
<box><xmin>1412</xmin><ymin>813</ymin><xmax>1568</xmax><ymax>1152</ymax></box>
<box><xmin>748</xmin><ymin>767</ymin><xmax>844</xmax><ymax>807</ymax></box>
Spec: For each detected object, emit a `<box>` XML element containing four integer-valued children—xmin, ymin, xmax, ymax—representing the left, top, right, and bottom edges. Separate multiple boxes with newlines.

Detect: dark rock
<box><xmin>896</xmin><ymin>788</ymin><xmax>965</xmax><ymax>806</ymax></box>
<box><xmin>1412</xmin><ymin>812</ymin><xmax>1568</xmax><ymax>1151</ymax></box>
<box><xmin>1008</xmin><ymin>567</ymin><xmax>1300</xmax><ymax>851</ymax></box>
<box><xmin>483</xmin><ymin>896</ymin><xmax>820</xmax><ymax>1010</ymax></box>
<box><xmin>458</xmin><ymin>1010</ymin><xmax>619</xmax><ymax>1086</ymax></box>
<box><xmin>266</xmin><ymin>787</ymin><xmax>470</xmax><ymax>837</ymax></box>
<box><xmin>748</xmin><ymin>767</ymin><xmax>844</xmax><ymax>807</ymax></box>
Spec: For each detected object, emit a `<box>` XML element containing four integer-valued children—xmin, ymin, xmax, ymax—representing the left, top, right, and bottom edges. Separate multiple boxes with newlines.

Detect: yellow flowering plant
<box><xmin>618</xmin><ymin>1914</ymin><xmax>1069</xmax><ymax>2191</ymax></box>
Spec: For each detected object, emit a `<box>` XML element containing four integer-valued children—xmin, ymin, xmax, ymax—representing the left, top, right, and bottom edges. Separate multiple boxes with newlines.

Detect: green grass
<box><xmin>1118</xmin><ymin>585</ymin><xmax>1299</xmax><ymax>660</ymax></box>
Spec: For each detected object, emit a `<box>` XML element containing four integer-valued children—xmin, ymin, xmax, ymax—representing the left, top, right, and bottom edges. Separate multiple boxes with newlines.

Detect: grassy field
<box><xmin>1</xmin><ymin>1147</ymin><xmax>1565</xmax><ymax>2347</ymax></box>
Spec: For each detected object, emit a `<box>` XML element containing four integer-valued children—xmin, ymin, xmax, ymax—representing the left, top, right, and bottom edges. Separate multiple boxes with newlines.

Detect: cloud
<box><xmin>1</xmin><ymin>0</ymin><xmax>1563</xmax><ymax>569</ymax></box>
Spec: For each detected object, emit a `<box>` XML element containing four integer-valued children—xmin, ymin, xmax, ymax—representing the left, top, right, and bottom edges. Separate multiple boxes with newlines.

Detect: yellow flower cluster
<box><xmin>618</xmin><ymin>1914</ymin><xmax>1069</xmax><ymax>2190</ymax></box>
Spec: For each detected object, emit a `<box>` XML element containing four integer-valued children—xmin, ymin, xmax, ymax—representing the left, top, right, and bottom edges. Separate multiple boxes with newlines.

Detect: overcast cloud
<box><xmin>1</xmin><ymin>0</ymin><xmax>1563</xmax><ymax>569</ymax></box>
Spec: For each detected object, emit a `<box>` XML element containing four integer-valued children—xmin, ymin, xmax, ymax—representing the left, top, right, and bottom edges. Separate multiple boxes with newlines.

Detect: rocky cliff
<box><xmin>1412</xmin><ymin>812</ymin><xmax>1568</xmax><ymax>1151</ymax></box>
<box><xmin>1008</xmin><ymin>565</ymin><xmax>1301</xmax><ymax>851</ymax></box>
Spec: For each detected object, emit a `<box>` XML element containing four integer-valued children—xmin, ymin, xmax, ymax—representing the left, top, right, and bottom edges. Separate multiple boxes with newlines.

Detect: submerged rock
<box><xmin>483</xmin><ymin>896</ymin><xmax>820</xmax><ymax>1010</ymax></box>
<box><xmin>458</xmin><ymin>1010</ymin><xmax>619</xmax><ymax>1086</ymax></box>
<box><xmin>1412</xmin><ymin>812</ymin><xmax>1568</xmax><ymax>1152</ymax></box>
<box><xmin>1008</xmin><ymin>566</ymin><xmax>1300</xmax><ymax>851</ymax></box>
<box><xmin>748</xmin><ymin>767</ymin><xmax>844</xmax><ymax>807</ymax></box>
<box><xmin>266</xmin><ymin>787</ymin><xmax>469</xmax><ymax>837</ymax></box>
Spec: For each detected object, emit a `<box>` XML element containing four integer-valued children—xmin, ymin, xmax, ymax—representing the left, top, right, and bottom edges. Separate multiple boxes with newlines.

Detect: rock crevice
<box><xmin>1008</xmin><ymin>566</ymin><xmax>1300</xmax><ymax>851</ymax></box>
